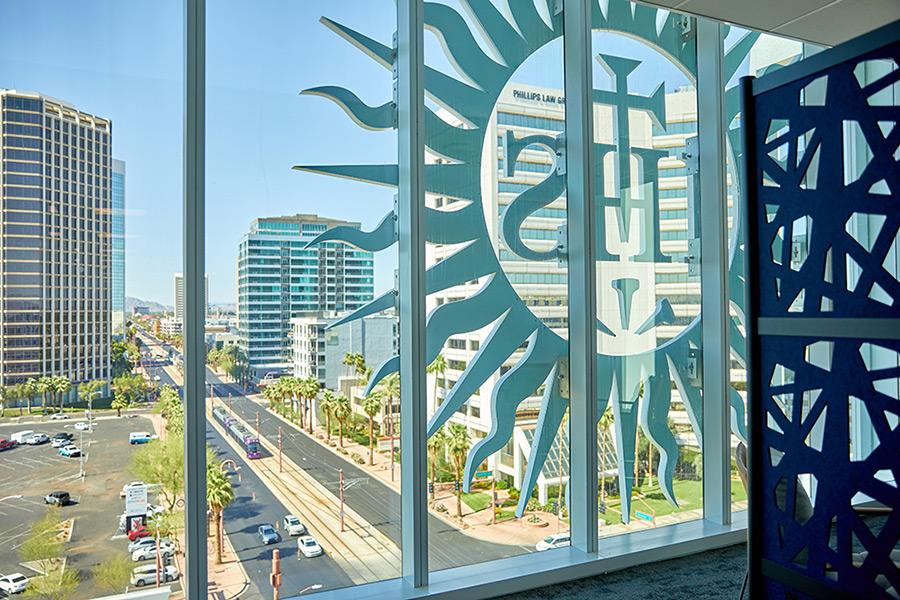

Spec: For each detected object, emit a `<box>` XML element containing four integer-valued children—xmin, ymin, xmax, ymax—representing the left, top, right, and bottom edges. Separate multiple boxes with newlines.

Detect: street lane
<box><xmin>207</xmin><ymin>422</ymin><xmax>354</xmax><ymax>599</ymax></box>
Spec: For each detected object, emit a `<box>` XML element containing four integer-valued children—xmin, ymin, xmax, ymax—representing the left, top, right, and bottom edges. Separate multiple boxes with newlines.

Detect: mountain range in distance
<box><xmin>125</xmin><ymin>296</ymin><xmax>173</xmax><ymax>314</ymax></box>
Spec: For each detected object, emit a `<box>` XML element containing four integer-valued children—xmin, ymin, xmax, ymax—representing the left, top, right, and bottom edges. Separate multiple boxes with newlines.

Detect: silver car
<box><xmin>132</xmin><ymin>542</ymin><xmax>176</xmax><ymax>562</ymax></box>
<box><xmin>130</xmin><ymin>565</ymin><xmax>177</xmax><ymax>587</ymax></box>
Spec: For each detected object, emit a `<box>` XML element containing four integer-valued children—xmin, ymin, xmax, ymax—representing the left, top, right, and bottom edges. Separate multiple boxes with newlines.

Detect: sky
<box><xmin>1</xmin><ymin>0</ymin><xmax>697</xmax><ymax>306</ymax></box>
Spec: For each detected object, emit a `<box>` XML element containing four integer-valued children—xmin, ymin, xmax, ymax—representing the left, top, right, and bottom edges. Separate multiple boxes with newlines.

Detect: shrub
<box><xmin>350</xmin><ymin>452</ymin><xmax>361</xmax><ymax>462</ymax></box>
<box><xmin>433</xmin><ymin>503</ymin><xmax>447</xmax><ymax>513</ymax></box>
<box><xmin>355</xmin><ymin>457</ymin><xmax>365</xmax><ymax>465</ymax></box>
<box><xmin>340</xmin><ymin>448</ymin><xmax>349</xmax><ymax>455</ymax></box>
<box><xmin>328</xmin><ymin>441</ymin><xmax>336</xmax><ymax>448</ymax></box>
<box><xmin>508</xmin><ymin>488</ymin><xmax>520</xmax><ymax>501</ymax></box>
<box><xmin>495</xmin><ymin>479</ymin><xmax>509</xmax><ymax>490</ymax></box>
<box><xmin>527</xmin><ymin>515</ymin><xmax>542</xmax><ymax>523</ymax></box>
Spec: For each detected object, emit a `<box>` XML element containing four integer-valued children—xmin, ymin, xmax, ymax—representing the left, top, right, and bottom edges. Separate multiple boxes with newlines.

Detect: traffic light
<box><xmin>428</xmin><ymin>482</ymin><xmax>434</xmax><ymax>494</ymax></box>
<box><xmin>455</xmin><ymin>480</ymin><xmax>460</xmax><ymax>491</ymax></box>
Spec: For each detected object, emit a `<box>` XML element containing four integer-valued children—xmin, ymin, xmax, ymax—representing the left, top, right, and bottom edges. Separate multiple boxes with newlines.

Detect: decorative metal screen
<box><xmin>743</xmin><ymin>21</ymin><xmax>900</xmax><ymax>600</ymax></box>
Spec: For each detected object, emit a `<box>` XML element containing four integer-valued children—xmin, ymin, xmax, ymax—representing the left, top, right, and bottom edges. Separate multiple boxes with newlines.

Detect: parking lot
<box><xmin>0</xmin><ymin>412</ymin><xmax>178</xmax><ymax>598</ymax></box>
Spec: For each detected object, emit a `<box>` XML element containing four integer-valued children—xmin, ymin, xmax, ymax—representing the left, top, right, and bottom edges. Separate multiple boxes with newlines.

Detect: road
<box><xmin>144</xmin><ymin>333</ymin><xmax>530</xmax><ymax>576</ymax></box>
<box><xmin>207</xmin><ymin>422</ymin><xmax>354</xmax><ymax>599</ymax></box>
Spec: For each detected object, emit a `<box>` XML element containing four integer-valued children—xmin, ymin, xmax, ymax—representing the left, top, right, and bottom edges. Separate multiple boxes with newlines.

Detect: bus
<box><xmin>228</xmin><ymin>422</ymin><xmax>261</xmax><ymax>459</ymax></box>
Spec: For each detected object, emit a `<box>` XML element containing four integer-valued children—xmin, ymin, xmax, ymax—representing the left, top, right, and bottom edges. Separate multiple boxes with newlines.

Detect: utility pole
<box><xmin>155</xmin><ymin>521</ymin><xmax>161</xmax><ymax>588</ymax></box>
<box><xmin>491</xmin><ymin>471</ymin><xmax>496</xmax><ymax>526</ymax></box>
<box><xmin>229</xmin><ymin>392</ymin><xmax>232</xmax><ymax>414</ymax></box>
<box><xmin>78</xmin><ymin>428</ymin><xmax>84</xmax><ymax>478</ymax></box>
<box><xmin>271</xmin><ymin>549</ymin><xmax>282</xmax><ymax>600</ymax></box>
<box><xmin>279</xmin><ymin>426</ymin><xmax>283</xmax><ymax>473</ymax></box>
<box><xmin>256</xmin><ymin>411</ymin><xmax>260</xmax><ymax>438</ymax></box>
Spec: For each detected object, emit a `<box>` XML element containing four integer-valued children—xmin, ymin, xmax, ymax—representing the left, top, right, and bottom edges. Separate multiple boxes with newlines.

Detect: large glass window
<box><xmin>0</xmin><ymin>2</ymin><xmax>184</xmax><ymax>599</ymax></box>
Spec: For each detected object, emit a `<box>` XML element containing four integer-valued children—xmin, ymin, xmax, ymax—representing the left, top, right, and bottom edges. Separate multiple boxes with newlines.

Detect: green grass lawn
<box><xmin>599</xmin><ymin>477</ymin><xmax>747</xmax><ymax>525</ymax></box>
<box><xmin>461</xmin><ymin>491</ymin><xmax>492</xmax><ymax>512</ymax></box>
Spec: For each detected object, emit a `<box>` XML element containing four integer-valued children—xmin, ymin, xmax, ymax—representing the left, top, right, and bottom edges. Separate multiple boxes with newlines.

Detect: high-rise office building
<box><xmin>0</xmin><ymin>90</ymin><xmax>112</xmax><ymax>386</ymax></box>
<box><xmin>174</xmin><ymin>272</ymin><xmax>207</xmax><ymax>323</ymax></box>
<box><xmin>111</xmin><ymin>159</ymin><xmax>125</xmax><ymax>339</ymax></box>
<box><xmin>237</xmin><ymin>214</ymin><xmax>375</xmax><ymax>369</ymax></box>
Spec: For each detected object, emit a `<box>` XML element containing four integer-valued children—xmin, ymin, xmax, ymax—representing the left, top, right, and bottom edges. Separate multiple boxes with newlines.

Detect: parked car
<box><xmin>257</xmin><ymin>525</ymin><xmax>278</xmax><ymax>545</ymax></box>
<box><xmin>120</xmin><ymin>481</ymin><xmax>145</xmax><ymax>498</ymax></box>
<box><xmin>130</xmin><ymin>565</ymin><xmax>178</xmax><ymax>587</ymax></box>
<box><xmin>129</xmin><ymin>432</ymin><xmax>157</xmax><ymax>445</ymax></box>
<box><xmin>0</xmin><ymin>440</ymin><xmax>15</xmax><ymax>451</ymax></box>
<box><xmin>129</xmin><ymin>536</ymin><xmax>172</xmax><ymax>554</ymax></box>
<box><xmin>128</xmin><ymin>526</ymin><xmax>152</xmax><ymax>542</ymax></box>
<box><xmin>283</xmin><ymin>515</ymin><xmax>307</xmax><ymax>536</ymax></box>
<box><xmin>132</xmin><ymin>541</ymin><xmax>176</xmax><ymax>562</ymax></box>
<box><xmin>74</xmin><ymin>422</ymin><xmax>90</xmax><ymax>431</ymax></box>
<box><xmin>58</xmin><ymin>445</ymin><xmax>80</xmax><ymax>457</ymax></box>
<box><xmin>49</xmin><ymin>413</ymin><xmax>69</xmax><ymax>420</ymax></box>
<box><xmin>27</xmin><ymin>433</ymin><xmax>49</xmax><ymax>445</ymax></box>
<box><xmin>0</xmin><ymin>573</ymin><xmax>29</xmax><ymax>594</ymax></box>
<box><xmin>297</xmin><ymin>536</ymin><xmax>324</xmax><ymax>558</ymax></box>
<box><xmin>50</xmin><ymin>433</ymin><xmax>73</xmax><ymax>447</ymax></box>
<box><xmin>44</xmin><ymin>491</ymin><xmax>70</xmax><ymax>506</ymax></box>
<box><xmin>535</xmin><ymin>533</ymin><xmax>570</xmax><ymax>551</ymax></box>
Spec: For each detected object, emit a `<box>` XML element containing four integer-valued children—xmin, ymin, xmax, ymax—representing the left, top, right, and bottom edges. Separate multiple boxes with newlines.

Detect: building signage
<box><xmin>512</xmin><ymin>89</ymin><xmax>565</xmax><ymax>105</ymax></box>
<box><xmin>125</xmin><ymin>484</ymin><xmax>148</xmax><ymax>517</ymax></box>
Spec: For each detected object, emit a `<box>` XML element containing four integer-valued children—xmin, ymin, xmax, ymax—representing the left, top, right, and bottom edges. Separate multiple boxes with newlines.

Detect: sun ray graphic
<box><xmin>297</xmin><ymin>0</ymin><xmax>761</xmax><ymax>523</ymax></box>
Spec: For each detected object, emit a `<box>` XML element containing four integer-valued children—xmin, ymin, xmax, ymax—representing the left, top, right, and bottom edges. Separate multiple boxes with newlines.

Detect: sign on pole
<box><xmin>635</xmin><ymin>511</ymin><xmax>653</xmax><ymax>522</ymax></box>
<box><xmin>474</xmin><ymin>470</ymin><xmax>492</xmax><ymax>480</ymax></box>
<box><xmin>125</xmin><ymin>484</ymin><xmax>148</xmax><ymax>517</ymax></box>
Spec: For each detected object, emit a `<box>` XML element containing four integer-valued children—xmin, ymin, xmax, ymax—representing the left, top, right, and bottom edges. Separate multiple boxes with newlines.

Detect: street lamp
<box><xmin>297</xmin><ymin>584</ymin><xmax>323</xmax><ymax>595</ymax></box>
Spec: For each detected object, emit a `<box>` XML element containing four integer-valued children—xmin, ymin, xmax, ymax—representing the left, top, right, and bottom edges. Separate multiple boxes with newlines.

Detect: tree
<box><xmin>342</xmin><ymin>353</ymin><xmax>355</xmax><ymax>385</ymax></box>
<box><xmin>129</xmin><ymin>435</ymin><xmax>184</xmax><ymax>512</ymax></box>
<box><xmin>19</xmin><ymin>506</ymin><xmax>62</xmax><ymax>576</ymax></box>
<box><xmin>427</xmin><ymin>354</ymin><xmax>447</xmax><ymax>408</ymax></box>
<box><xmin>93</xmin><ymin>555</ymin><xmax>132</xmax><ymax>595</ymax></box>
<box><xmin>361</xmin><ymin>391</ymin><xmax>382</xmax><ymax>465</ymax></box>
<box><xmin>50</xmin><ymin>376</ymin><xmax>71</xmax><ymax>414</ymax></box>
<box><xmin>0</xmin><ymin>385</ymin><xmax>7</xmax><ymax>418</ymax></box>
<box><xmin>320</xmin><ymin>390</ymin><xmax>336</xmax><ymax>441</ymax></box>
<box><xmin>110</xmin><ymin>394</ymin><xmax>129</xmax><ymax>418</ymax></box>
<box><xmin>263</xmin><ymin>384</ymin><xmax>280</xmax><ymax>411</ymax></box>
<box><xmin>148</xmin><ymin>510</ymin><xmax>185</xmax><ymax>552</ymax></box>
<box><xmin>37</xmin><ymin>377</ymin><xmax>52</xmax><ymax>414</ymax></box>
<box><xmin>156</xmin><ymin>386</ymin><xmax>184</xmax><ymax>434</ymax></box>
<box><xmin>599</xmin><ymin>407</ymin><xmax>614</xmax><ymax>500</ymax></box>
<box><xmin>110</xmin><ymin>340</ymin><xmax>133</xmax><ymax>376</ymax></box>
<box><xmin>333</xmin><ymin>394</ymin><xmax>351</xmax><ymax>448</ymax></box>
<box><xmin>303</xmin><ymin>377</ymin><xmax>320</xmax><ymax>434</ymax></box>
<box><xmin>23</xmin><ymin>569</ymin><xmax>80</xmax><ymax>600</ymax></box>
<box><xmin>207</xmin><ymin>462</ymin><xmax>235</xmax><ymax>565</ymax></box>
<box><xmin>427</xmin><ymin>426</ymin><xmax>448</xmax><ymax>501</ymax></box>
<box><xmin>376</xmin><ymin>373</ymin><xmax>400</xmax><ymax>448</ymax></box>
<box><xmin>77</xmin><ymin>380</ymin><xmax>105</xmax><ymax>418</ymax></box>
<box><xmin>24</xmin><ymin>377</ymin><xmax>39</xmax><ymax>415</ymax></box>
<box><xmin>447</xmin><ymin>423</ymin><xmax>471</xmax><ymax>519</ymax></box>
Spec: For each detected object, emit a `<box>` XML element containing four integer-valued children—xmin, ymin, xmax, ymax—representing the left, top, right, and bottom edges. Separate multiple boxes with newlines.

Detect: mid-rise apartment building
<box><xmin>237</xmin><ymin>214</ymin><xmax>375</xmax><ymax>369</ymax></box>
<box><xmin>0</xmin><ymin>90</ymin><xmax>112</xmax><ymax>386</ymax></box>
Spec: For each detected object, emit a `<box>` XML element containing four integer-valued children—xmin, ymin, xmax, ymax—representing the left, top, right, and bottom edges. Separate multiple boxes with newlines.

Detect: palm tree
<box><xmin>320</xmin><ymin>390</ymin><xmax>336</xmax><ymax>441</ymax></box>
<box><xmin>0</xmin><ymin>386</ymin><xmax>9</xmax><ymax>418</ymax></box>
<box><xmin>304</xmin><ymin>377</ymin><xmax>320</xmax><ymax>434</ymax></box>
<box><xmin>599</xmin><ymin>407</ymin><xmax>614</xmax><ymax>500</ymax></box>
<box><xmin>342</xmin><ymin>353</ymin><xmax>355</xmax><ymax>387</ymax></box>
<box><xmin>353</xmin><ymin>353</ymin><xmax>367</xmax><ymax>385</ymax></box>
<box><xmin>37</xmin><ymin>377</ymin><xmax>52</xmax><ymax>414</ymax></box>
<box><xmin>333</xmin><ymin>394</ymin><xmax>352</xmax><ymax>448</ymax></box>
<box><xmin>427</xmin><ymin>426</ymin><xmax>448</xmax><ymax>501</ymax></box>
<box><xmin>427</xmin><ymin>354</ymin><xmax>447</xmax><ymax>408</ymax></box>
<box><xmin>51</xmin><ymin>376</ymin><xmax>71</xmax><ymax>414</ymax></box>
<box><xmin>207</xmin><ymin>463</ymin><xmax>235</xmax><ymax>565</ymax></box>
<box><xmin>263</xmin><ymin>383</ymin><xmax>279</xmax><ymax>411</ymax></box>
<box><xmin>376</xmin><ymin>373</ymin><xmax>401</xmax><ymax>454</ymax></box>
<box><xmin>23</xmin><ymin>378</ymin><xmax>38</xmax><ymax>415</ymax></box>
<box><xmin>447</xmin><ymin>423</ymin><xmax>472</xmax><ymax>519</ymax></box>
<box><xmin>361</xmin><ymin>391</ymin><xmax>382</xmax><ymax>465</ymax></box>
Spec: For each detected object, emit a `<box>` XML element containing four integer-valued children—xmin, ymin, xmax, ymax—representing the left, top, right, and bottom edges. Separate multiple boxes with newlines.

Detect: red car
<box><xmin>128</xmin><ymin>526</ymin><xmax>151</xmax><ymax>541</ymax></box>
<box><xmin>0</xmin><ymin>439</ymin><xmax>16</xmax><ymax>451</ymax></box>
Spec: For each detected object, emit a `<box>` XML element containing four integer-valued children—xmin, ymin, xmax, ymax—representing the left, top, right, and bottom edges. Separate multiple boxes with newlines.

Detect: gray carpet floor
<box><xmin>492</xmin><ymin>543</ymin><xmax>747</xmax><ymax>600</ymax></box>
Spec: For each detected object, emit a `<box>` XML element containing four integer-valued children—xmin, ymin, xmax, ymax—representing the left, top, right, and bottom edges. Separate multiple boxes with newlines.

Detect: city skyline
<box><xmin>0</xmin><ymin>1</ymin><xmax>692</xmax><ymax>307</ymax></box>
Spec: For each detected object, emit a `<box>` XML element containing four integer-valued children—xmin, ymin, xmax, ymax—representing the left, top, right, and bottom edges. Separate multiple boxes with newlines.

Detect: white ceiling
<box><xmin>635</xmin><ymin>0</ymin><xmax>900</xmax><ymax>46</ymax></box>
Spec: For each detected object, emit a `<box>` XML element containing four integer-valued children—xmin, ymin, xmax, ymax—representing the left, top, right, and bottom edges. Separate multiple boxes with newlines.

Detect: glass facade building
<box><xmin>111</xmin><ymin>158</ymin><xmax>125</xmax><ymax>339</ymax></box>
<box><xmin>237</xmin><ymin>214</ymin><xmax>375</xmax><ymax>369</ymax></box>
<box><xmin>0</xmin><ymin>90</ymin><xmax>111</xmax><ymax>386</ymax></box>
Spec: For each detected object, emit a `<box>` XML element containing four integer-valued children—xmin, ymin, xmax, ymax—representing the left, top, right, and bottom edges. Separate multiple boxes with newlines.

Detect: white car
<box><xmin>535</xmin><ymin>533</ymin><xmax>570</xmax><ymax>551</ymax></box>
<box><xmin>284</xmin><ymin>515</ymin><xmax>307</xmax><ymax>536</ymax></box>
<box><xmin>74</xmin><ymin>422</ymin><xmax>90</xmax><ymax>431</ymax></box>
<box><xmin>120</xmin><ymin>481</ymin><xmax>145</xmax><ymax>498</ymax></box>
<box><xmin>27</xmin><ymin>434</ymin><xmax>49</xmax><ymax>445</ymax></box>
<box><xmin>297</xmin><ymin>535</ymin><xmax>324</xmax><ymax>558</ymax></box>
<box><xmin>128</xmin><ymin>536</ymin><xmax>172</xmax><ymax>554</ymax></box>
<box><xmin>132</xmin><ymin>542</ymin><xmax>176</xmax><ymax>562</ymax></box>
<box><xmin>130</xmin><ymin>565</ymin><xmax>178</xmax><ymax>587</ymax></box>
<box><xmin>0</xmin><ymin>573</ymin><xmax>29</xmax><ymax>594</ymax></box>
<box><xmin>154</xmin><ymin>375</ymin><xmax>161</xmax><ymax>381</ymax></box>
<box><xmin>49</xmin><ymin>413</ymin><xmax>69</xmax><ymax>420</ymax></box>
<box><xmin>58</xmin><ymin>445</ymin><xmax>81</xmax><ymax>457</ymax></box>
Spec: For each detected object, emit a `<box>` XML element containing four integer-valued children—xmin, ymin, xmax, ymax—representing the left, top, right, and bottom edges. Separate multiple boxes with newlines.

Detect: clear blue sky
<box><xmin>0</xmin><ymin>1</ymin><xmax>690</xmax><ymax>306</ymax></box>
